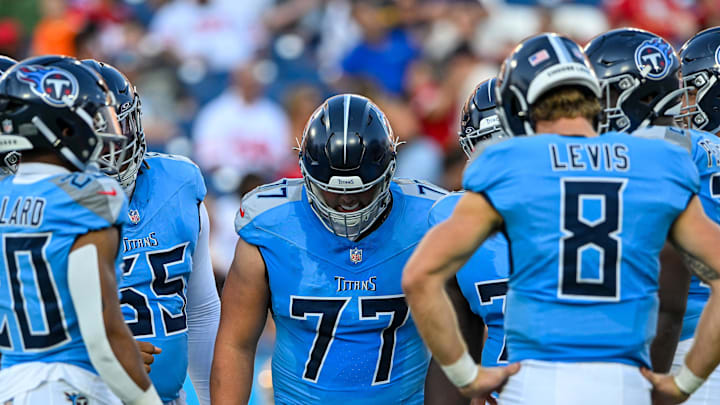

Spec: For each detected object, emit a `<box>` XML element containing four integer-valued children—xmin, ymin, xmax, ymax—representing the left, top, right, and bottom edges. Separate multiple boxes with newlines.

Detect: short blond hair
<box><xmin>530</xmin><ymin>86</ymin><xmax>602</xmax><ymax>124</ymax></box>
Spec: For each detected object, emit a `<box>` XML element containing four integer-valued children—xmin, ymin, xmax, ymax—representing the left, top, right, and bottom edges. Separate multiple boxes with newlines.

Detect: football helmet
<box><xmin>299</xmin><ymin>94</ymin><xmax>398</xmax><ymax>241</ymax></box>
<box><xmin>496</xmin><ymin>33</ymin><xmax>600</xmax><ymax>136</ymax></box>
<box><xmin>676</xmin><ymin>27</ymin><xmax>720</xmax><ymax>134</ymax></box>
<box><xmin>585</xmin><ymin>28</ymin><xmax>682</xmax><ymax>133</ymax></box>
<box><xmin>459</xmin><ymin>78</ymin><xmax>508</xmax><ymax>158</ymax></box>
<box><xmin>0</xmin><ymin>55</ymin><xmax>18</xmax><ymax>176</ymax></box>
<box><xmin>82</xmin><ymin>59</ymin><xmax>145</xmax><ymax>192</ymax></box>
<box><xmin>0</xmin><ymin>55</ymin><xmax>126</xmax><ymax>172</ymax></box>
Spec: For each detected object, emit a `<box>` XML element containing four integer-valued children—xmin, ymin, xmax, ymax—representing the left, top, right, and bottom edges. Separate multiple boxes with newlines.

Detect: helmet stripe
<box><xmin>343</xmin><ymin>94</ymin><xmax>351</xmax><ymax>165</ymax></box>
<box><xmin>548</xmin><ymin>34</ymin><xmax>572</xmax><ymax>64</ymax></box>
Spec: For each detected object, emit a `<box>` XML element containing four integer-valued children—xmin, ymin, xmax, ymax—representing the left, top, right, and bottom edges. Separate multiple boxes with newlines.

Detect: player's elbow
<box><xmin>402</xmin><ymin>262</ymin><xmax>431</xmax><ymax>300</ymax></box>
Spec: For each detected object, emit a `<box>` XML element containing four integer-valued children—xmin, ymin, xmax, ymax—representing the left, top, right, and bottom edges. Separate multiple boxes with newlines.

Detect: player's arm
<box><xmin>186</xmin><ymin>202</ymin><xmax>221</xmax><ymax>405</ymax></box>
<box><xmin>402</xmin><ymin>192</ymin><xmax>519</xmax><ymax>400</ymax></box>
<box><xmin>642</xmin><ymin>196</ymin><xmax>720</xmax><ymax>402</ymax></box>
<box><xmin>650</xmin><ymin>243</ymin><xmax>691</xmax><ymax>373</ymax></box>
<box><xmin>68</xmin><ymin>227</ymin><xmax>161</xmax><ymax>405</ymax></box>
<box><xmin>210</xmin><ymin>236</ymin><xmax>269</xmax><ymax>404</ymax></box>
<box><xmin>425</xmin><ymin>277</ymin><xmax>485</xmax><ymax>405</ymax></box>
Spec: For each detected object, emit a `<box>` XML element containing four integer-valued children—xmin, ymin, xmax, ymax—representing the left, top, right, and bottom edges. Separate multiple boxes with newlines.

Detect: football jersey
<box><xmin>428</xmin><ymin>192</ymin><xmax>510</xmax><ymax>367</ymax></box>
<box><xmin>236</xmin><ymin>178</ymin><xmax>447</xmax><ymax>404</ymax></box>
<box><xmin>0</xmin><ymin>166</ymin><xmax>127</xmax><ymax>373</ymax></box>
<box><xmin>118</xmin><ymin>152</ymin><xmax>206</xmax><ymax>402</ymax></box>
<box><xmin>463</xmin><ymin>132</ymin><xmax>699</xmax><ymax>368</ymax></box>
<box><xmin>634</xmin><ymin>127</ymin><xmax>720</xmax><ymax>341</ymax></box>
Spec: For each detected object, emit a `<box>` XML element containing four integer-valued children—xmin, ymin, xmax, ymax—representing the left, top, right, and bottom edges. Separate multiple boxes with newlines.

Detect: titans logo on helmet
<box><xmin>16</xmin><ymin>65</ymin><xmax>79</xmax><ymax>107</ymax></box>
<box><xmin>715</xmin><ymin>45</ymin><xmax>720</xmax><ymax>67</ymax></box>
<box><xmin>634</xmin><ymin>39</ymin><xmax>672</xmax><ymax>80</ymax></box>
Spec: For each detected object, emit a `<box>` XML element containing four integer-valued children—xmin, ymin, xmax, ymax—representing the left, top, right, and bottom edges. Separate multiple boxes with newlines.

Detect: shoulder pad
<box><xmin>234</xmin><ymin>178</ymin><xmax>304</xmax><ymax>233</ymax></box>
<box><xmin>633</xmin><ymin>126</ymin><xmax>692</xmax><ymax>154</ymax></box>
<box><xmin>393</xmin><ymin>178</ymin><xmax>448</xmax><ymax>200</ymax></box>
<box><xmin>144</xmin><ymin>151</ymin><xmax>200</xmax><ymax>168</ymax></box>
<box><xmin>51</xmin><ymin>173</ymin><xmax>126</xmax><ymax>225</ymax></box>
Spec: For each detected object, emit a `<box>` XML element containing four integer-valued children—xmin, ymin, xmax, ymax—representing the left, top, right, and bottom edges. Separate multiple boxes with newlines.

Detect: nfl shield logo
<box><xmin>349</xmin><ymin>247</ymin><xmax>363</xmax><ymax>264</ymax></box>
<box><xmin>128</xmin><ymin>209</ymin><xmax>140</xmax><ymax>224</ymax></box>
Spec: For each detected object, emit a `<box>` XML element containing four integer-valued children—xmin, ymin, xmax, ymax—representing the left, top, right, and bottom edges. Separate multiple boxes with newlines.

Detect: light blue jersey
<box><xmin>463</xmin><ymin>132</ymin><xmax>699</xmax><ymax>368</ymax></box>
<box><xmin>428</xmin><ymin>192</ymin><xmax>509</xmax><ymax>367</ymax></box>
<box><xmin>118</xmin><ymin>153</ymin><xmax>206</xmax><ymax>402</ymax></box>
<box><xmin>0</xmin><ymin>168</ymin><xmax>127</xmax><ymax>373</ymax></box>
<box><xmin>236</xmin><ymin>178</ymin><xmax>446</xmax><ymax>404</ymax></box>
<box><xmin>634</xmin><ymin>127</ymin><xmax>720</xmax><ymax>341</ymax></box>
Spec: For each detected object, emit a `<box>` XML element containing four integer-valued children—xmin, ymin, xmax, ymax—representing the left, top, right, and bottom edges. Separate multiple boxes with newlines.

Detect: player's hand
<box><xmin>640</xmin><ymin>367</ymin><xmax>690</xmax><ymax>405</ymax></box>
<box><xmin>136</xmin><ymin>340</ymin><xmax>162</xmax><ymax>373</ymax></box>
<box><xmin>459</xmin><ymin>363</ymin><xmax>520</xmax><ymax>402</ymax></box>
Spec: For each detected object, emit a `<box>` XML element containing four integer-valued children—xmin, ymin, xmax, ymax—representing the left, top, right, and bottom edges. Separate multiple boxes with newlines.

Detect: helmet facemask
<box><xmin>677</xmin><ymin>71</ymin><xmax>718</xmax><ymax>132</ymax></box>
<box><xmin>301</xmin><ymin>158</ymin><xmax>396</xmax><ymax>241</ymax></box>
<box><xmin>458</xmin><ymin>115</ymin><xmax>505</xmax><ymax>158</ymax></box>
<box><xmin>99</xmin><ymin>94</ymin><xmax>145</xmax><ymax>193</ymax></box>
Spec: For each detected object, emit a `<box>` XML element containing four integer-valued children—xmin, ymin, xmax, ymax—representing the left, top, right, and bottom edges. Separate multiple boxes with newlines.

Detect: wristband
<box><xmin>673</xmin><ymin>364</ymin><xmax>705</xmax><ymax>396</ymax></box>
<box><xmin>440</xmin><ymin>351</ymin><xmax>479</xmax><ymax>388</ymax></box>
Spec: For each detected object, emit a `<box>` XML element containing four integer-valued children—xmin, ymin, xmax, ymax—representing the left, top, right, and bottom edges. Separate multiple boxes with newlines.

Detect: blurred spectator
<box><xmin>192</xmin><ymin>60</ymin><xmax>292</xmax><ymax>182</ymax></box>
<box><xmin>380</xmin><ymin>96</ymin><xmax>443</xmax><ymax>184</ymax></box>
<box><xmin>0</xmin><ymin>19</ymin><xmax>22</xmax><ymax>58</ymax></box>
<box><xmin>31</xmin><ymin>0</ymin><xmax>83</xmax><ymax>56</ymax></box>
<box><xmin>694</xmin><ymin>0</ymin><xmax>720</xmax><ymax>28</ymax></box>
<box><xmin>341</xmin><ymin>1</ymin><xmax>420</xmax><ymax>95</ymax></box>
<box><xmin>148</xmin><ymin>0</ymin><xmax>270</xmax><ymax>72</ymax></box>
<box><xmin>276</xmin><ymin>84</ymin><xmax>324</xmax><ymax>179</ymax></box>
<box><xmin>605</xmin><ymin>0</ymin><xmax>698</xmax><ymax>44</ymax></box>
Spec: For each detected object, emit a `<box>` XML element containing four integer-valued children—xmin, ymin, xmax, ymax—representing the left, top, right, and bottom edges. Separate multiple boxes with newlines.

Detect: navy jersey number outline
<box><xmin>475</xmin><ymin>279</ymin><xmax>509</xmax><ymax>363</ymax></box>
<box><xmin>290</xmin><ymin>295</ymin><xmax>410</xmax><ymax>385</ymax></box>
<box><xmin>120</xmin><ymin>242</ymin><xmax>189</xmax><ymax>337</ymax></box>
<box><xmin>0</xmin><ymin>233</ymin><xmax>70</xmax><ymax>351</ymax></box>
<box><xmin>558</xmin><ymin>178</ymin><xmax>627</xmax><ymax>301</ymax></box>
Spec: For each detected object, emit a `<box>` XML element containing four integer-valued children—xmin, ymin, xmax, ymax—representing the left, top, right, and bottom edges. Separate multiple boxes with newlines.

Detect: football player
<box><xmin>82</xmin><ymin>60</ymin><xmax>219</xmax><ymax>405</ymax></box>
<box><xmin>211</xmin><ymin>94</ymin><xmax>448</xmax><ymax>404</ymax></box>
<box><xmin>668</xmin><ymin>26</ymin><xmax>720</xmax><ymax>403</ymax></box>
<box><xmin>585</xmin><ymin>28</ymin><xmax>720</xmax><ymax>403</ymax></box>
<box><xmin>0</xmin><ymin>56</ymin><xmax>161</xmax><ymax>404</ymax></box>
<box><xmin>403</xmin><ymin>33</ymin><xmax>720</xmax><ymax>405</ymax></box>
<box><xmin>0</xmin><ymin>55</ymin><xmax>18</xmax><ymax>177</ymax></box>
<box><xmin>424</xmin><ymin>78</ymin><xmax>510</xmax><ymax>405</ymax></box>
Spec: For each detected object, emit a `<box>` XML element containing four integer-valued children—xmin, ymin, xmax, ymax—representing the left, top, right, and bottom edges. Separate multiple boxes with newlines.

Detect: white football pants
<box><xmin>498</xmin><ymin>360</ymin><xmax>652</xmax><ymax>405</ymax></box>
<box><xmin>0</xmin><ymin>362</ymin><xmax>122</xmax><ymax>405</ymax></box>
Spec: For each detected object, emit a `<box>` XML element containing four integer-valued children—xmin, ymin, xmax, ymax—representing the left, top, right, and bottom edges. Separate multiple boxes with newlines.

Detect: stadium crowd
<box><xmin>2</xmin><ymin>0</ymin><xmax>718</xmax><ymax>283</ymax></box>
<box><xmin>3</xmin><ymin>1</ymin><xmax>720</xmax><ymax>404</ymax></box>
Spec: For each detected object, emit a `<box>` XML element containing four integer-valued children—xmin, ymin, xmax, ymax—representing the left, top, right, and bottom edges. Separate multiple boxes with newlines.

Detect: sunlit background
<box><xmin>1</xmin><ymin>0</ymin><xmax>718</xmax><ymax>403</ymax></box>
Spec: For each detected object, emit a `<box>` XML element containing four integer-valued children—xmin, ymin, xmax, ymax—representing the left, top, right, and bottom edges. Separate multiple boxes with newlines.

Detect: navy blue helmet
<box><xmin>585</xmin><ymin>28</ymin><xmax>682</xmax><ymax>133</ymax></box>
<box><xmin>496</xmin><ymin>33</ymin><xmax>601</xmax><ymax>136</ymax></box>
<box><xmin>0</xmin><ymin>55</ymin><xmax>126</xmax><ymax>172</ymax></box>
<box><xmin>82</xmin><ymin>59</ymin><xmax>145</xmax><ymax>192</ymax></box>
<box><xmin>459</xmin><ymin>78</ymin><xmax>508</xmax><ymax>157</ymax></box>
<box><xmin>0</xmin><ymin>55</ymin><xmax>18</xmax><ymax>175</ymax></box>
<box><xmin>677</xmin><ymin>27</ymin><xmax>720</xmax><ymax>134</ymax></box>
<box><xmin>299</xmin><ymin>94</ymin><xmax>398</xmax><ymax>240</ymax></box>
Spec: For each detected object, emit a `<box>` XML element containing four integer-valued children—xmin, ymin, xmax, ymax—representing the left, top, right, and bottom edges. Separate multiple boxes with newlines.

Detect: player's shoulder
<box><xmin>630</xmin><ymin>126</ymin><xmax>693</xmax><ymax>154</ymax></box>
<box><xmin>428</xmin><ymin>191</ymin><xmax>463</xmax><ymax>226</ymax></box>
<box><xmin>144</xmin><ymin>152</ymin><xmax>202</xmax><ymax>178</ymax></box>
<box><xmin>392</xmin><ymin>178</ymin><xmax>448</xmax><ymax>202</ymax></box>
<box><xmin>50</xmin><ymin>171</ymin><xmax>126</xmax><ymax>225</ymax></box>
<box><xmin>235</xmin><ymin>178</ymin><xmax>304</xmax><ymax>233</ymax></box>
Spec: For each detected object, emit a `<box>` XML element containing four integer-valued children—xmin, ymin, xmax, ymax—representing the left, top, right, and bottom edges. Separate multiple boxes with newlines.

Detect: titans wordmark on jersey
<box><xmin>463</xmin><ymin>132</ymin><xmax>699</xmax><ymax>367</ymax></box>
<box><xmin>117</xmin><ymin>152</ymin><xmax>206</xmax><ymax>402</ymax></box>
<box><xmin>428</xmin><ymin>192</ymin><xmax>510</xmax><ymax>367</ymax></box>
<box><xmin>0</xmin><ymin>170</ymin><xmax>127</xmax><ymax>371</ymax></box>
<box><xmin>236</xmin><ymin>178</ymin><xmax>446</xmax><ymax>404</ymax></box>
